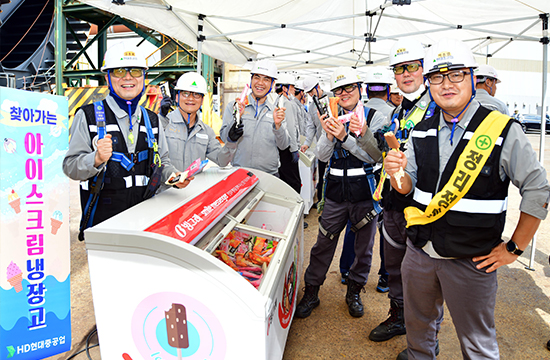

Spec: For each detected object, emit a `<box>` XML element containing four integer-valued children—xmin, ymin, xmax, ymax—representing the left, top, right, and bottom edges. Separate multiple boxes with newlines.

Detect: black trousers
<box><xmin>278</xmin><ymin>147</ymin><xmax>301</xmax><ymax>194</ymax></box>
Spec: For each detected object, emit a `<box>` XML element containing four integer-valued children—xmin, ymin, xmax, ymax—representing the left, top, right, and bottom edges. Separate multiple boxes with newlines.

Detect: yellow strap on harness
<box><xmin>404</xmin><ymin>111</ymin><xmax>511</xmax><ymax>227</ymax></box>
<box><xmin>373</xmin><ymin>104</ymin><xmax>429</xmax><ymax>201</ymax></box>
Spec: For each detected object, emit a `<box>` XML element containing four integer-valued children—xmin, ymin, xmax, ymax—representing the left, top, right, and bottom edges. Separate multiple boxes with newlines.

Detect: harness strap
<box><xmin>350</xmin><ymin>208</ymin><xmax>379</xmax><ymax>232</ymax></box>
<box><xmin>318</xmin><ymin>222</ymin><xmax>345</xmax><ymax>241</ymax></box>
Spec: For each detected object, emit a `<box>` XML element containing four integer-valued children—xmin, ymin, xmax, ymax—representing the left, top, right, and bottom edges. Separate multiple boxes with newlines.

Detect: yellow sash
<box><xmin>404</xmin><ymin>111</ymin><xmax>511</xmax><ymax>227</ymax></box>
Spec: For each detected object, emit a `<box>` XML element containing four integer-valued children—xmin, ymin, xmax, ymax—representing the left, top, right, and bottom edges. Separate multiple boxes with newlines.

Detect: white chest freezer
<box><xmin>84</xmin><ymin>167</ymin><xmax>304</xmax><ymax>360</ymax></box>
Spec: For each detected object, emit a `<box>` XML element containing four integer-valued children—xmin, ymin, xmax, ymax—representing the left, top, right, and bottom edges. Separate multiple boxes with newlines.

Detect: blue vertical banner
<box><xmin>0</xmin><ymin>88</ymin><xmax>71</xmax><ymax>359</ymax></box>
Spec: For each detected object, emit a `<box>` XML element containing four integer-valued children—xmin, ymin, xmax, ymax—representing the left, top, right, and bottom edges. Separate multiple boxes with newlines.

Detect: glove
<box><xmin>291</xmin><ymin>150</ymin><xmax>299</xmax><ymax>163</ymax></box>
<box><xmin>160</xmin><ymin>96</ymin><xmax>172</xmax><ymax>117</ymax></box>
<box><xmin>228</xmin><ymin>121</ymin><xmax>244</xmax><ymax>142</ymax></box>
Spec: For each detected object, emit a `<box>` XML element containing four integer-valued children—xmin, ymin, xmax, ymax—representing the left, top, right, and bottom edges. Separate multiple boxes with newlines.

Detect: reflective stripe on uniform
<box><xmin>80</xmin><ymin>181</ymin><xmax>89</xmax><ymax>191</ymax></box>
<box><xmin>413</xmin><ymin>187</ymin><xmax>508</xmax><ymax>214</ymax></box>
<box><xmin>140</xmin><ymin>125</ymin><xmax>158</xmax><ymax>134</ymax></box>
<box><xmin>411</xmin><ymin>128</ymin><xmax>437</xmax><ymax>139</ymax></box>
<box><xmin>329</xmin><ymin>168</ymin><xmax>366</xmax><ymax>176</ymax></box>
<box><xmin>135</xmin><ymin>175</ymin><xmax>149</xmax><ymax>187</ymax></box>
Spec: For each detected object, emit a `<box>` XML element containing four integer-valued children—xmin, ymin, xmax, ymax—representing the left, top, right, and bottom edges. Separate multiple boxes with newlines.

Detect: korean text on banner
<box><xmin>0</xmin><ymin>88</ymin><xmax>71</xmax><ymax>359</ymax></box>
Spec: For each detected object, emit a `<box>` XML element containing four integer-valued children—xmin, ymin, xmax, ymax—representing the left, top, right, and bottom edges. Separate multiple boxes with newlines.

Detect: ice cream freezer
<box><xmin>84</xmin><ymin>167</ymin><xmax>305</xmax><ymax>360</ymax></box>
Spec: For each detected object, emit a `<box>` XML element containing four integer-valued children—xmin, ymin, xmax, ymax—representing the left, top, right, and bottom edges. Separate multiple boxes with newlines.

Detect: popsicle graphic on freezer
<box><xmin>165</xmin><ymin>303</ymin><xmax>189</xmax><ymax>359</ymax></box>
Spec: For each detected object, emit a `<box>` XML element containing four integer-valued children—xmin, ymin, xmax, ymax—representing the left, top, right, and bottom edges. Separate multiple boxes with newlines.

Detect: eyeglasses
<box><xmin>252</xmin><ymin>74</ymin><xmax>272</xmax><ymax>83</ymax></box>
<box><xmin>333</xmin><ymin>84</ymin><xmax>358</xmax><ymax>96</ymax></box>
<box><xmin>111</xmin><ymin>68</ymin><xmax>144</xmax><ymax>78</ymax></box>
<box><xmin>393</xmin><ymin>63</ymin><xmax>421</xmax><ymax>75</ymax></box>
<box><xmin>428</xmin><ymin>70</ymin><xmax>471</xmax><ymax>85</ymax></box>
<box><xmin>179</xmin><ymin>91</ymin><xmax>203</xmax><ymax>99</ymax></box>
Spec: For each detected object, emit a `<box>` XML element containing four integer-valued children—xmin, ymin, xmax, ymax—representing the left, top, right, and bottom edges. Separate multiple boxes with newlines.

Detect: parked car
<box><xmin>519</xmin><ymin>113</ymin><xmax>550</xmax><ymax>133</ymax></box>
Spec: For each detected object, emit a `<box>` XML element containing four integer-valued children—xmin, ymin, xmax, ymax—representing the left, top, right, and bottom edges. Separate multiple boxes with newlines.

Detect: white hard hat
<box><xmin>295</xmin><ymin>79</ymin><xmax>304</xmax><ymax>91</ymax></box>
<box><xmin>276</xmin><ymin>73</ymin><xmax>295</xmax><ymax>86</ymax></box>
<box><xmin>175</xmin><ymin>72</ymin><xmax>207</xmax><ymax>94</ymax></box>
<box><xmin>390</xmin><ymin>83</ymin><xmax>401</xmax><ymax>94</ymax></box>
<box><xmin>250</xmin><ymin>59</ymin><xmax>278</xmax><ymax>80</ymax></box>
<box><xmin>101</xmin><ymin>42</ymin><xmax>148</xmax><ymax>72</ymax></box>
<box><xmin>474</xmin><ymin>64</ymin><xmax>501</xmax><ymax>83</ymax></box>
<box><xmin>365</xmin><ymin>66</ymin><xmax>394</xmax><ymax>85</ymax></box>
<box><xmin>330</xmin><ymin>67</ymin><xmax>362</xmax><ymax>91</ymax></box>
<box><xmin>389</xmin><ymin>38</ymin><xmax>425</xmax><ymax>67</ymax></box>
<box><xmin>303</xmin><ymin>76</ymin><xmax>319</xmax><ymax>93</ymax></box>
<box><xmin>424</xmin><ymin>38</ymin><xmax>478</xmax><ymax>75</ymax></box>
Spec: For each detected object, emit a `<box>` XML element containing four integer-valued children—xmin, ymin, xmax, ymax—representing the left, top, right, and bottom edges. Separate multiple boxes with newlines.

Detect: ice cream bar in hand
<box><xmin>165</xmin><ymin>303</ymin><xmax>189</xmax><ymax>350</ymax></box>
<box><xmin>384</xmin><ymin>132</ymin><xmax>404</xmax><ymax>189</ymax></box>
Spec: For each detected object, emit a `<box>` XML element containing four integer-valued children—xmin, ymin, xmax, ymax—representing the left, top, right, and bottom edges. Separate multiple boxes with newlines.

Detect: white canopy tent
<box><xmin>80</xmin><ymin>0</ymin><xmax>549</xmax><ymax>268</ymax></box>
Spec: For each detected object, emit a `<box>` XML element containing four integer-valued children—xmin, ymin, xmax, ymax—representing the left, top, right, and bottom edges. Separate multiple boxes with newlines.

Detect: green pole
<box><xmin>54</xmin><ymin>0</ymin><xmax>65</xmax><ymax>95</ymax></box>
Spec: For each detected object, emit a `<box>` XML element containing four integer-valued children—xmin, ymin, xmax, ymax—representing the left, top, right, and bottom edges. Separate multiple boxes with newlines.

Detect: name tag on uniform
<box><xmin>196</xmin><ymin>133</ymin><xmax>208</xmax><ymax>140</ymax></box>
<box><xmin>266</xmin><ymin>113</ymin><xmax>273</xmax><ymax>118</ymax></box>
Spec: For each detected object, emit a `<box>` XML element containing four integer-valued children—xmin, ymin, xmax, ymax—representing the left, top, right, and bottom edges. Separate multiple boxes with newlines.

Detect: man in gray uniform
<box><xmin>302</xmin><ymin>76</ymin><xmax>332</xmax><ymax>204</ymax></box>
<box><xmin>474</xmin><ymin>64</ymin><xmax>509</xmax><ymax>115</ymax></box>
<box><xmin>275</xmin><ymin>72</ymin><xmax>301</xmax><ymax>193</ymax></box>
<box><xmin>364</xmin><ymin>66</ymin><xmax>395</xmax><ymax>118</ymax></box>
<box><xmin>295</xmin><ymin>67</ymin><xmax>386</xmax><ymax>319</ymax></box>
<box><xmin>160</xmin><ymin>72</ymin><xmax>235</xmax><ymax>172</ymax></box>
<box><xmin>385</xmin><ymin>38</ymin><xmax>550</xmax><ymax>360</ymax></box>
<box><xmin>63</xmin><ymin>43</ymin><xmax>190</xmax><ymax>238</ymax></box>
<box><xmin>294</xmin><ymin>79</ymin><xmax>309</xmax><ymax>136</ymax></box>
<box><xmin>369</xmin><ymin>38</ymin><xmax>435</xmax><ymax>346</ymax></box>
<box><xmin>220</xmin><ymin>59</ymin><xmax>290</xmax><ymax>176</ymax></box>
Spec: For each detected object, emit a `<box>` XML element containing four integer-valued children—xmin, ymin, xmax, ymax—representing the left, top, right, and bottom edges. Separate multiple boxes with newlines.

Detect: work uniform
<box><xmin>304</xmin><ymin>91</ymin><xmax>333</xmax><ymax>201</ymax></box>
<box><xmin>292</xmin><ymin>96</ymin><xmax>308</xmax><ymax>136</ymax></box>
<box><xmin>365</xmin><ymin>97</ymin><xmax>394</xmax><ymax>118</ymax></box>
<box><xmin>475</xmin><ymin>88</ymin><xmax>509</xmax><ymax>115</ymax></box>
<box><xmin>278</xmin><ymin>95</ymin><xmax>302</xmax><ymax>193</ymax></box>
<box><xmin>220</xmin><ymin>93</ymin><xmax>290</xmax><ymax>175</ymax></box>
<box><xmin>304</xmin><ymin>101</ymin><xmax>386</xmax><ymax>287</ymax></box>
<box><xmin>163</xmin><ymin>109</ymin><xmax>236</xmax><ymax>170</ymax></box>
<box><xmin>63</xmin><ymin>95</ymin><xmax>179</xmax><ymax>227</ymax></box>
<box><xmin>382</xmin><ymin>90</ymin><xmax>434</xmax><ymax>307</ymax></box>
<box><xmin>401</xmin><ymin>100</ymin><xmax>550</xmax><ymax>359</ymax></box>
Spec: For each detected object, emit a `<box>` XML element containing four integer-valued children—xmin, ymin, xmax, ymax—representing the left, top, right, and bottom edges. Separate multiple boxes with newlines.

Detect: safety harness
<box><xmin>318</xmin><ymin>105</ymin><xmax>382</xmax><ymax>240</ymax></box>
<box><xmin>78</xmin><ymin>101</ymin><xmax>161</xmax><ymax>240</ymax></box>
<box><xmin>373</xmin><ymin>99</ymin><xmax>437</xmax><ymax>201</ymax></box>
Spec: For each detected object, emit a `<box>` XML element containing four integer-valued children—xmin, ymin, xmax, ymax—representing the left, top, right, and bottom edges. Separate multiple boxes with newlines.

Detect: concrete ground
<box><xmin>47</xmin><ymin>133</ymin><xmax>550</xmax><ymax>360</ymax></box>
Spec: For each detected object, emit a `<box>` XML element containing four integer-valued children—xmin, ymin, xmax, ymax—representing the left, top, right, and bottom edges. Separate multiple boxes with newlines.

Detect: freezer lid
<box><xmin>145</xmin><ymin>168</ymin><xmax>259</xmax><ymax>245</ymax></box>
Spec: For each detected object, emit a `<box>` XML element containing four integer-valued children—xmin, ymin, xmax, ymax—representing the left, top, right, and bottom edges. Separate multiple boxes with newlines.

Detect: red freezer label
<box><xmin>145</xmin><ymin>169</ymin><xmax>259</xmax><ymax>244</ymax></box>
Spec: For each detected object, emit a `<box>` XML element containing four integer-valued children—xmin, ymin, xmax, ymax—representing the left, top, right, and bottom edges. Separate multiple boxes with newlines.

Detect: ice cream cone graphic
<box><xmin>51</xmin><ymin>210</ymin><xmax>63</xmax><ymax>235</ymax></box>
<box><xmin>6</xmin><ymin>261</ymin><xmax>23</xmax><ymax>293</ymax></box>
<box><xmin>8</xmin><ymin>190</ymin><xmax>20</xmax><ymax>214</ymax></box>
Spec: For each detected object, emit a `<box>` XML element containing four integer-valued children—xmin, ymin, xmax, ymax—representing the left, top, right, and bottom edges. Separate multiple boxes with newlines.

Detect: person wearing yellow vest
<box><xmin>369</xmin><ymin>38</ymin><xmax>436</xmax><ymax>346</ymax></box>
<box><xmin>384</xmin><ymin>38</ymin><xmax>550</xmax><ymax>360</ymax></box>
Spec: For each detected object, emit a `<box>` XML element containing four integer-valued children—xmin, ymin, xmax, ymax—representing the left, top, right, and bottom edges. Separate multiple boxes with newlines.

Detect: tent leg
<box><xmin>197</xmin><ymin>14</ymin><xmax>205</xmax><ymax>75</ymax></box>
<box><xmin>527</xmin><ymin>13</ymin><xmax>548</xmax><ymax>271</ymax></box>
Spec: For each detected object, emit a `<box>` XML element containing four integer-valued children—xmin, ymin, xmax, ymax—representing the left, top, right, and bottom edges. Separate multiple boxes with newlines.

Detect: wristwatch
<box><xmin>506</xmin><ymin>240</ymin><xmax>523</xmax><ymax>256</ymax></box>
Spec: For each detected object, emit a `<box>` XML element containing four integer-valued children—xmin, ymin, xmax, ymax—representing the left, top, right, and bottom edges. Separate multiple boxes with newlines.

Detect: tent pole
<box><xmin>197</xmin><ymin>14</ymin><xmax>205</xmax><ymax>75</ymax></box>
<box><xmin>527</xmin><ymin>13</ymin><xmax>548</xmax><ymax>271</ymax></box>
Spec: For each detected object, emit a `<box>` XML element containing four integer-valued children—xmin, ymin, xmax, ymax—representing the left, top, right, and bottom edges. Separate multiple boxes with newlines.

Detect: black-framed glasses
<box><xmin>333</xmin><ymin>84</ymin><xmax>358</xmax><ymax>96</ymax></box>
<box><xmin>428</xmin><ymin>70</ymin><xmax>471</xmax><ymax>85</ymax></box>
<box><xmin>393</xmin><ymin>63</ymin><xmax>421</xmax><ymax>75</ymax></box>
<box><xmin>179</xmin><ymin>91</ymin><xmax>203</xmax><ymax>99</ymax></box>
<box><xmin>111</xmin><ymin>68</ymin><xmax>144</xmax><ymax>78</ymax></box>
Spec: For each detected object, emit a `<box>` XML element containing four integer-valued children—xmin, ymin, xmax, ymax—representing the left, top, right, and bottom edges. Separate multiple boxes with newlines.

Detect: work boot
<box><xmin>341</xmin><ymin>271</ymin><xmax>349</xmax><ymax>285</ymax></box>
<box><xmin>295</xmin><ymin>284</ymin><xmax>320</xmax><ymax>318</ymax></box>
<box><xmin>369</xmin><ymin>299</ymin><xmax>406</xmax><ymax>342</ymax></box>
<box><xmin>345</xmin><ymin>279</ymin><xmax>365</xmax><ymax>317</ymax></box>
<box><xmin>376</xmin><ymin>275</ymin><xmax>389</xmax><ymax>293</ymax></box>
<box><xmin>396</xmin><ymin>339</ymin><xmax>440</xmax><ymax>360</ymax></box>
